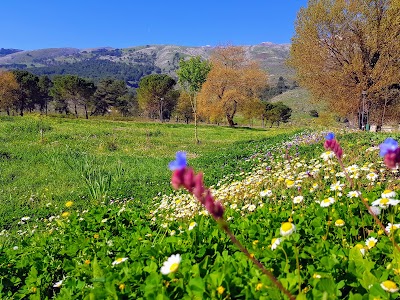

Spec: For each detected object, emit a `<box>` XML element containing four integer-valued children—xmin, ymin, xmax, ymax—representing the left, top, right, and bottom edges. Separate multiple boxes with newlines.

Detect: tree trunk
<box><xmin>74</xmin><ymin>103</ymin><xmax>78</xmax><ymax>118</ymax></box>
<box><xmin>192</xmin><ymin>94</ymin><xmax>199</xmax><ymax>144</ymax></box>
<box><xmin>226</xmin><ymin>100</ymin><xmax>238</xmax><ymax>127</ymax></box>
<box><xmin>84</xmin><ymin>104</ymin><xmax>89</xmax><ymax>119</ymax></box>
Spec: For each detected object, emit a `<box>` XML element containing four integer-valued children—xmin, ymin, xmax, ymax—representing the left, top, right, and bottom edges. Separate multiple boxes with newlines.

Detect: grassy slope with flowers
<box><xmin>1</xmin><ymin>118</ymin><xmax>400</xmax><ymax>299</ymax></box>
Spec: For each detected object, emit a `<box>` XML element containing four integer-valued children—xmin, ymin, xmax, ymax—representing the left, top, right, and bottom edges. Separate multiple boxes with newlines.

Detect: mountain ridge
<box><xmin>0</xmin><ymin>43</ymin><xmax>293</xmax><ymax>85</ymax></box>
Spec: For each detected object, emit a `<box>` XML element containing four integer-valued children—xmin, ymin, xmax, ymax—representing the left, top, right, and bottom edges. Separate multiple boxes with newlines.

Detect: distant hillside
<box><xmin>0</xmin><ymin>48</ymin><xmax>23</xmax><ymax>57</ymax></box>
<box><xmin>0</xmin><ymin>43</ymin><xmax>293</xmax><ymax>85</ymax></box>
<box><xmin>269</xmin><ymin>88</ymin><xmax>336</xmax><ymax>126</ymax></box>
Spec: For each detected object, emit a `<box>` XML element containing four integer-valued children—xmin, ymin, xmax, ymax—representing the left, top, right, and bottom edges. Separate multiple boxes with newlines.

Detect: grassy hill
<box><xmin>269</xmin><ymin>88</ymin><xmax>337</xmax><ymax>126</ymax></box>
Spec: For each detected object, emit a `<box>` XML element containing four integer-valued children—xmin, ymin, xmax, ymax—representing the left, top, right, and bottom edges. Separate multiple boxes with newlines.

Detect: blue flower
<box><xmin>169</xmin><ymin>151</ymin><xmax>187</xmax><ymax>171</ymax></box>
<box><xmin>325</xmin><ymin>132</ymin><xmax>335</xmax><ymax>140</ymax></box>
<box><xmin>379</xmin><ymin>138</ymin><xmax>399</xmax><ymax>157</ymax></box>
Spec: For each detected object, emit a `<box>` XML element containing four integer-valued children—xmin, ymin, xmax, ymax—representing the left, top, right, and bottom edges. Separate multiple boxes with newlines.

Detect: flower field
<box><xmin>1</xmin><ymin>128</ymin><xmax>400</xmax><ymax>299</ymax></box>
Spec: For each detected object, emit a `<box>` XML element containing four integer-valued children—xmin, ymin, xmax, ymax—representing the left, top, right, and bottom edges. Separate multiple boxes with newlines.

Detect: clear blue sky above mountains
<box><xmin>2</xmin><ymin>1</ymin><xmax>308</xmax><ymax>50</ymax></box>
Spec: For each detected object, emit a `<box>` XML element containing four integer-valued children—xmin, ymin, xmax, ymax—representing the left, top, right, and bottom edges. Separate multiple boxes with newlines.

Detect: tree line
<box><xmin>0</xmin><ymin>47</ymin><xmax>292</xmax><ymax>128</ymax></box>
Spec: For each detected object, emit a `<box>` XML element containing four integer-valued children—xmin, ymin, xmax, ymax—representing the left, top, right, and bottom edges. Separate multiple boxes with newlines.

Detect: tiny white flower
<box><xmin>248</xmin><ymin>204</ymin><xmax>256</xmax><ymax>212</ymax></box>
<box><xmin>21</xmin><ymin>217</ymin><xmax>30</xmax><ymax>222</ymax></box>
<box><xmin>320</xmin><ymin>197</ymin><xmax>335</xmax><ymax>207</ymax></box>
<box><xmin>53</xmin><ymin>280</ymin><xmax>63</xmax><ymax>288</ymax></box>
<box><xmin>13</xmin><ymin>246</ymin><xmax>18</xmax><ymax>250</ymax></box>
<box><xmin>271</xmin><ymin>238</ymin><xmax>281</xmax><ymax>250</ymax></box>
<box><xmin>170</xmin><ymin>230</ymin><xmax>176</xmax><ymax>236</ymax></box>
<box><xmin>365</xmin><ymin>237</ymin><xmax>378</xmax><ymax>249</ymax></box>
<box><xmin>112</xmin><ymin>257</ymin><xmax>128</xmax><ymax>265</ymax></box>
<box><xmin>366</xmin><ymin>173</ymin><xmax>378</xmax><ymax>181</ymax></box>
<box><xmin>293</xmin><ymin>196</ymin><xmax>304</xmax><ymax>204</ymax></box>
<box><xmin>160</xmin><ymin>254</ymin><xmax>181</xmax><ymax>275</ymax></box>
<box><xmin>385</xmin><ymin>223</ymin><xmax>400</xmax><ymax>233</ymax></box>
<box><xmin>260</xmin><ymin>190</ymin><xmax>272</xmax><ymax>197</ymax></box>
<box><xmin>101</xmin><ymin>218</ymin><xmax>108</xmax><ymax>223</ymax></box>
<box><xmin>188</xmin><ymin>222</ymin><xmax>197</xmax><ymax>231</ymax></box>
<box><xmin>330</xmin><ymin>182</ymin><xmax>344</xmax><ymax>191</ymax></box>
<box><xmin>347</xmin><ymin>191</ymin><xmax>361</xmax><ymax>198</ymax></box>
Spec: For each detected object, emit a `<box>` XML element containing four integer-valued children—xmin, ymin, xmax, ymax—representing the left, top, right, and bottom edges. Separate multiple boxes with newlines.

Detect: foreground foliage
<box><xmin>1</xmin><ymin>128</ymin><xmax>400</xmax><ymax>299</ymax></box>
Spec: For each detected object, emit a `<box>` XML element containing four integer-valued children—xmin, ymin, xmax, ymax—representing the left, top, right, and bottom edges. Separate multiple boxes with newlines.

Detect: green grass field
<box><xmin>0</xmin><ymin>115</ymin><xmax>300</xmax><ymax>228</ymax></box>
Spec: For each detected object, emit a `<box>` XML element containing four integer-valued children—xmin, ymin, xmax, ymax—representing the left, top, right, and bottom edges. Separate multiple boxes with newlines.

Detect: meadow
<box><xmin>1</xmin><ymin>115</ymin><xmax>400</xmax><ymax>299</ymax></box>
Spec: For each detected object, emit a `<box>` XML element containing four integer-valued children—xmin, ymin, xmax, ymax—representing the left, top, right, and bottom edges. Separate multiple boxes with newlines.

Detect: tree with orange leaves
<box><xmin>0</xmin><ymin>71</ymin><xmax>19</xmax><ymax>115</ymax></box>
<box><xmin>197</xmin><ymin>46</ymin><xmax>268</xmax><ymax>127</ymax></box>
<box><xmin>289</xmin><ymin>0</ymin><xmax>400</xmax><ymax>126</ymax></box>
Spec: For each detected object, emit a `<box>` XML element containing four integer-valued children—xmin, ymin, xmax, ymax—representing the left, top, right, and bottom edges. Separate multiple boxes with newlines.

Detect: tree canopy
<box><xmin>137</xmin><ymin>74</ymin><xmax>176</xmax><ymax>121</ymax></box>
<box><xmin>0</xmin><ymin>71</ymin><xmax>19</xmax><ymax>114</ymax></box>
<box><xmin>289</xmin><ymin>0</ymin><xmax>400</xmax><ymax>125</ymax></box>
<box><xmin>177</xmin><ymin>56</ymin><xmax>211</xmax><ymax>142</ymax></box>
<box><xmin>197</xmin><ymin>46</ymin><xmax>268</xmax><ymax>127</ymax></box>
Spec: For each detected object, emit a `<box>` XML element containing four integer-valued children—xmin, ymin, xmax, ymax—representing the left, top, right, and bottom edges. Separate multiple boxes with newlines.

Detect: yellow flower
<box><xmin>65</xmin><ymin>201</ymin><xmax>74</xmax><ymax>208</ymax></box>
<box><xmin>335</xmin><ymin>219</ymin><xmax>345</xmax><ymax>227</ymax></box>
<box><xmin>84</xmin><ymin>259</ymin><xmax>90</xmax><ymax>265</ymax></box>
<box><xmin>61</xmin><ymin>212</ymin><xmax>70</xmax><ymax>218</ymax></box>
<box><xmin>217</xmin><ymin>286</ymin><xmax>225</xmax><ymax>295</ymax></box>
<box><xmin>252</xmin><ymin>240</ymin><xmax>259</xmax><ymax>246</ymax></box>
<box><xmin>93</xmin><ymin>233</ymin><xmax>100</xmax><ymax>239</ymax></box>
<box><xmin>119</xmin><ymin>283</ymin><xmax>125</xmax><ymax>290</ymax></box>
<box><xmin>285</xmin><ymin>179</ymin><xmax>295</xmax><ymax>188</ymax></box>
<box><xmin>256</xmin><ymin>283</ymin><xmax>263</xmax><ymax>291</ymax></box>
<box><xmin>380</xmin><ymin>280</ymin><xmax>399</xmax><ymax>293</ymax></box>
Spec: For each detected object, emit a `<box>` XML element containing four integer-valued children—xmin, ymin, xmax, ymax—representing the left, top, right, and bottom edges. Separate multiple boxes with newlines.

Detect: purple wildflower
<box><xmin>325</xmin><ymin>132</ymin><xmax>335</xmax><ymax>141</ymax></box>
<box><xmin>379</xmin><ymin>138</ymin><xmax>399</xmax><ymax>157</ymax></box>
<box><xmin>168</xmin><ymin>151</ymin><xmax>187</xmax><ymax>171</ymax></box>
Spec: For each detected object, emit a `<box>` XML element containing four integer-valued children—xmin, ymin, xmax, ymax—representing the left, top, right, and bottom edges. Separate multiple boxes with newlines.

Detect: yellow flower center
<box><xmin>382</xmin><ymin>280</ymin><xmax>398</xmax><ymax>290</ymax></box>
<box><xmin>65</xmin><ymin>201</ymin><xmax>74</xmax><ymax>208</ymax></box>
<box><xmin>281</xmin><ymin>222</ymin><xmax>293</xmax><ymax>232</ymax></box>
<box><xmin>323</xmin><ymin>199</ymin><xmax>331</xmax><ymax>203</ymax></box>
<box><xmin>367</xmin><ymin>240</ymin><xmax>376</xmax><ymax>248</ymax></box>
<box><xmin>189</xmin><ymin>222</ymin><xmax>196</xmax><ymax>227</ymax></box>
<box><xmin>271</xmin><ymin>238</ymin><xmax>278</xmax><ymax>244</ymax></box>
<box><xmin>384</xmin><ymin>189</ymin><xmax>392</xmax><ymax>194</ymax></box>
<box><xmin>355</xmin><ymin>244</ymin><xmax>364</xmax><ymax>249</ymax></box>
<box><xmin>169</xmin><ymin>263</ymin><xmax>179</xmax><ymax>273</ymax></box>
<box><xmin>116</xmin><ymin>258</ymin><xmax>124</xmax><ymax>263</ymax></box>
<box><xmin>380</xmin><ymin>198</ymin><xmax>389</xmax><ymax>204</ymax></box>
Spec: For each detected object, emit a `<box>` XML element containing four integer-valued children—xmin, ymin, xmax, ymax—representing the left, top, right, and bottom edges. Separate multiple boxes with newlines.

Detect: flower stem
<box><xmin>218</xmin><ymin>219</ymin><xmax>295</xmax><ymax>300</ymax></box>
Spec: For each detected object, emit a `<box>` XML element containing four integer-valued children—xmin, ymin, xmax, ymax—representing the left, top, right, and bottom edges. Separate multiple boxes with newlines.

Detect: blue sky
<box><xmin>1</xmin><ymin>1</ymin><xmax>308</xmax><ymax>50</ymax></box>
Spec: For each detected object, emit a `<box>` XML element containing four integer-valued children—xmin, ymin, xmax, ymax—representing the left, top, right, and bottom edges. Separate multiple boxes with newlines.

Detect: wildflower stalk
<box><xmin>169</xmin><ymin>152</ymin><xmax>295</xmax><ymax>300</ymax></box>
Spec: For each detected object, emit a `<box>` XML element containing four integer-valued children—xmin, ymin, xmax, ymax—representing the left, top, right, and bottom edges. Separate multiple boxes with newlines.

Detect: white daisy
<box><xmin>330</xmin><ymin>182</ymin><xmax>344</xmax><ymax>191</ymax></box>
<box><xmin>188</xmin><ymin>222</ymin><xmax>197</xmax><ymax>230</ymax></box>
<box><xmin>280</xmin><ymin>222</ymin><xmax>296</xmax><ymax>236</ymax></box>
<box><xmin>112</xmin><ymin>257</ymin><xmax>128</xmax><ymax>266</ymax></box>
<box><xmin>347</xmin><ymin>191</ymin><xmax>361</xmax><ymax>198</ymax></box>
<box><xmin>380</xmin><ymin>280</ymin><xmax>399</xmax><ymax>293</ymax></box>
<box><xmin>248</xmin><ymin>204</ymin><xmax>256</xmax><ymax>212</ymax></box>
<box><xmin>382</xmin><ymin>190</ymin><xmax>397</xmax><ymax>199</ymax></box>
<box><xmin>160</xmin><ymin>254</ymin><xmax>181</xmax><ymax>275</ymax></box>
<box><xmin>320</xmin><ymin>151</ymin><xmax>334</xmax><ymax>161</ymax></box>
<box><xmin>385</xmin><ymin>223</ymin><xmax>400</xmax><ymax>233</ymax></box>
<box><xmin>365</xmin><ymin>237</ymin><xmax>378</xmax><ymax>249</ymax></box>
<box><xmin>366</xmin><ymin>173</ymin><xmax>378</xmax><ymax>181</ymax></box>
<box><xmin>334</xmin><ymin>219</ymin><xmax>345</xmax><ymax>227</ymax></box>
<box><xmin>293</xmin><ymin>196</ymin><xmax>304</xmax><ymax>204</ymax></box>
<box><xmin>53</xmin><ymin>280</ymin><xmax>63</xmax><ymax>288</ymax></box>
<box><xmin>371</xmin><ymin>198</ymin><xmax>400</xmax><ymax>208</ymax></box>
<box><xmin>271</xmin><ymin>238</ymin><xmax>281</xmax><ymax>250</ymax></box>
<box><xmin>260</xmin><ymin>190</ymin><xmax>272</xmax><ymax>197</ymax></box>
<box><xmin>320</xmin><ymin>197</ymin><xmax>335</xmax><ymax>207</ymax></box>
